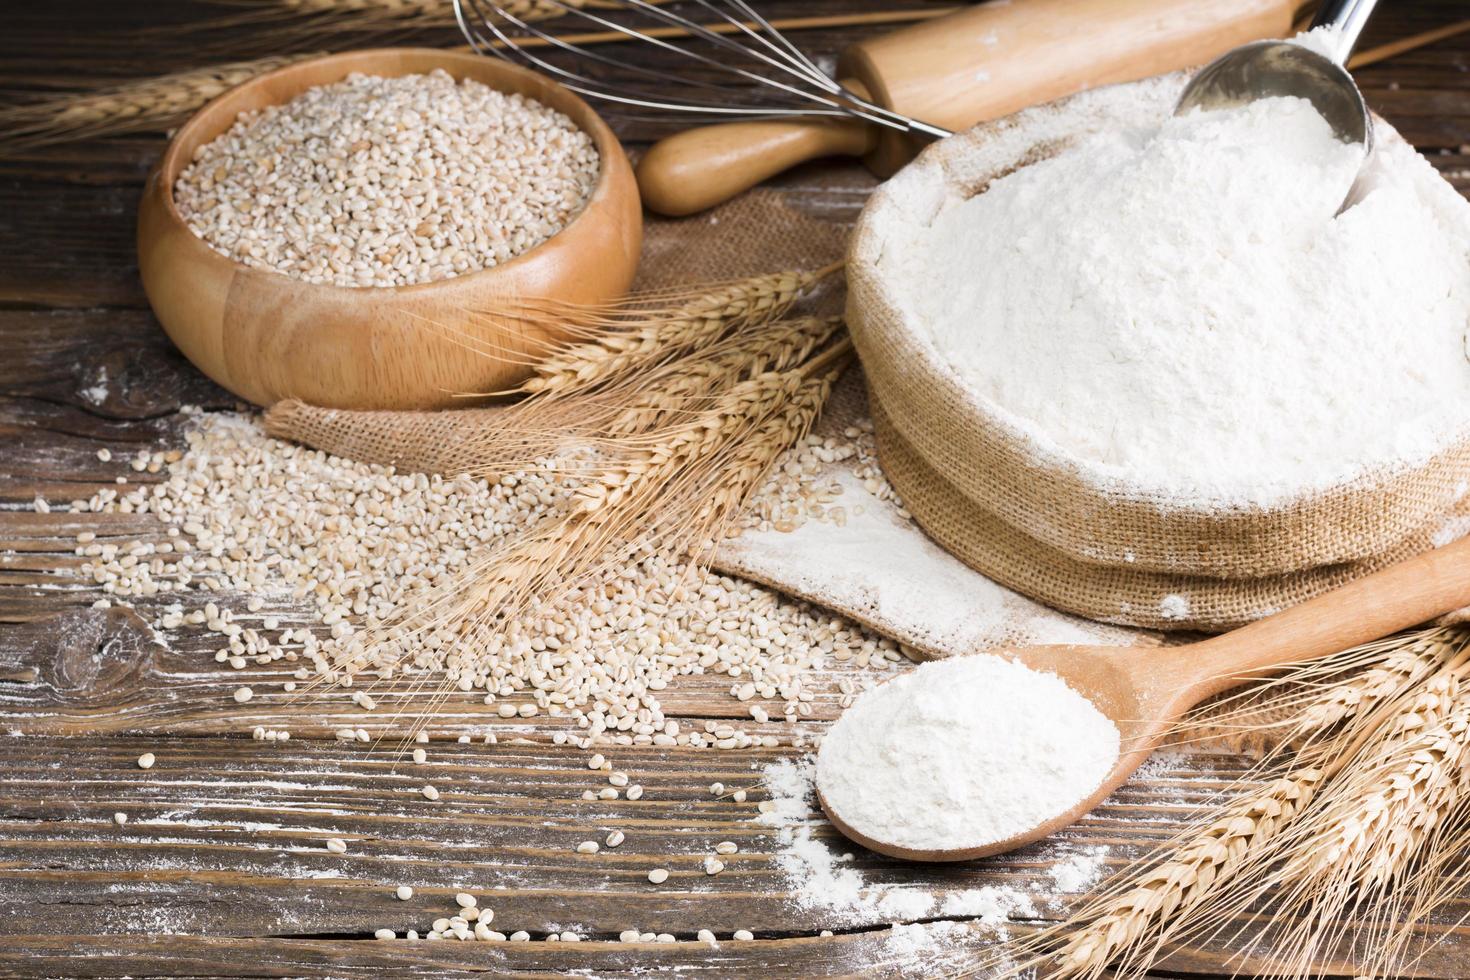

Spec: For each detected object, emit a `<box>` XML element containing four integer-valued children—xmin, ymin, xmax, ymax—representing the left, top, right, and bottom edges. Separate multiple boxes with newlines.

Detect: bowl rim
<box><xmin>154</xmin><ymin>46</ymin><xmax>629</xmax><ymax>296</ymax></box>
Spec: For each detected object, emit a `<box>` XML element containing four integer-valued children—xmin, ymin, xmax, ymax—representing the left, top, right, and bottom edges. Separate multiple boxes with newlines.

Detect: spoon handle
<box><xmin>1181</xmin><ymin>534</ymin><xmax>1470</xmax><ymax>701</ymax></box>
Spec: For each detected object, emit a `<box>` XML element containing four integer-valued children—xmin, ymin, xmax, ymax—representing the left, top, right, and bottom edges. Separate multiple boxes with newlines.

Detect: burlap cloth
<box><xmin>847</xmin><ymin>73</ymin><xmax>1470</xmax><ymax>632</ymax></box>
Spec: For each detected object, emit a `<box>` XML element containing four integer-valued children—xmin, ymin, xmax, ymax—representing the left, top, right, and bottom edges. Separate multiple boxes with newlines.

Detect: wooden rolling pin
<box><xmin>635</xmin><ymin>0</ymin><xmax>1300</xmax><ymax>216</ymax></box>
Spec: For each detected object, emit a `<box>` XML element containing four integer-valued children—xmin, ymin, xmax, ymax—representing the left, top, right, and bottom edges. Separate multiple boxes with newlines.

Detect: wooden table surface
<box><xmin>4</xmin><ymin>2</ymin><xmax>1470</xmax><ymax>977</ymax></box>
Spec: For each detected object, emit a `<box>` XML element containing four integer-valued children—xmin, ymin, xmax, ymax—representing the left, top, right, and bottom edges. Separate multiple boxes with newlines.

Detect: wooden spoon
<box><xmin>818</xmin><ymin>533</ymin><xmax>1470</xmax><ymax>862</ymax></box>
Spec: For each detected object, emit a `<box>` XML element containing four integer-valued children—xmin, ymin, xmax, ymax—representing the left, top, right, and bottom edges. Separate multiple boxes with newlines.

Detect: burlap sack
<box><xmin>848</xmin><ymin>72</ymin><xmax>1470</xmax><ymax>632</ymax></box>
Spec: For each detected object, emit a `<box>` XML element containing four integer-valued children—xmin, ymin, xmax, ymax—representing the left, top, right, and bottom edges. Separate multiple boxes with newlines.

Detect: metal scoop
<box><xmin>1175</xmin><ymin>0</ymin><xmax>1380</xmax><ymax>167</ymax></box>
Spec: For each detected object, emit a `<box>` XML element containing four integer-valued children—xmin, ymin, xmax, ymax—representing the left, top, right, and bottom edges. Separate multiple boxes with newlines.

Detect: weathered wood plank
<box><xmin>3</xmin><ymin>1</ymin><xmax>1470</xmax><ymax>977</ymax></box>
<box><xmin>0</xmin><ymin>735</ymin><xmax>1224</xmax><ymax>935</ymax></box>
<box><xmin>22</xmin><ymin>731</ymin><xmax>1443</xmax><ymax>980</ymax></box>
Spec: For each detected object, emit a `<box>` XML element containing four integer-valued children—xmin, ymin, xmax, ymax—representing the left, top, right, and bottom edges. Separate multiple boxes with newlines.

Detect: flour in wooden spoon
<box><xmin>896</xmin><ymin>92</ymin><xmax>1470</xmax><ymax>504</ymax></box>
<box><xmin>817</xmin><ymin>656</ymin><xmax>1119</xmax><ymax>851</ymax></box>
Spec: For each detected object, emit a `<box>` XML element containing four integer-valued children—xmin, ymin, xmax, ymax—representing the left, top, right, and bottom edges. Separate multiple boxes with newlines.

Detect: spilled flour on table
<box><xmin>719</xmin><ymin>405</ymin><xmax>1147</xmax><ymax>659</ymax></box>
<box><xmin>758</xmin><ymin>757</ymin><xmax>1111</xmax><ymax>962</ymax></box>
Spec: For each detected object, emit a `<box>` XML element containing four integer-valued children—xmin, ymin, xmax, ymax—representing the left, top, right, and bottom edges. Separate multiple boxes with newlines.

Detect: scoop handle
<box><xmin>1311</xmin><ymin>0</ymin><xmax>1381</xmax><ymax>62</ymax></box>
<box><xmin>1182</xmin><ymin>534</ymin><xmax>1470</xmax><ymax>702</ymax></box>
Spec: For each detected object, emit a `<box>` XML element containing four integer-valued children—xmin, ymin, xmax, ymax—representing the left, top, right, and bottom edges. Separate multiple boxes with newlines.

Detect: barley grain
<box><xmin>1052</xmin><ymin>769</ymin><xmax>1321</xmax><ymax>977</ymax></box>
<box><xmin>174</xmin><ymin>71</ymin><xmax>597</xmax><ymax>288</ymax></box>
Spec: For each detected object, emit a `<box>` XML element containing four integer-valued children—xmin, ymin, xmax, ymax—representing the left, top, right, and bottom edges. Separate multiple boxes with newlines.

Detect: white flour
<box><xmin>759</xmin><ymin>757</ymin><xmax>1040</xmax><ymax>926</ymax></box>
<box><xmin>894</xmin><ymin>88</ymin><xmax>1470</xmax><ymax>505</ymax></box>
<box><xmin>815</xmin><ymin>657</ymin><xmax>1119</xmax><ymax>851</ymax></box>
<box><xmin>757</xmin><ymin>756</ymin><xmax>1110</xmax><ymax>965</ymax></box>
<box><xmin>723</xmin><ymin>467</ymin><xmax>1144</xmax><ymax>656</ymax></box>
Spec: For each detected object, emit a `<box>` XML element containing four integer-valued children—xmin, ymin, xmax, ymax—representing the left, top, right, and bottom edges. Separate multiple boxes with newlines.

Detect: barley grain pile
<box><xmin>76</xmin><ymin>410</ymin><xmax>902</xmax><ymax>744</ymax></box>
<box><xmin>174</xmin><ymin>70</ymin><xmax>599</xmax><ymax>287</ymax></box>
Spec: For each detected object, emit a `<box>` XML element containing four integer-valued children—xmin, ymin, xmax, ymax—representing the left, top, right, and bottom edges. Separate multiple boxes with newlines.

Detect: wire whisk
<box><xmin>453</xmin><ymin>0</ymin><xmax>951</xmax><ymax>137</ymax></box>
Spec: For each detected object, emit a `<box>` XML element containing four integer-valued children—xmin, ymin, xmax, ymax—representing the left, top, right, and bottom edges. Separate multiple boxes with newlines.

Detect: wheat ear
<box><xmin>1045</xmin><ymin>768</ymin><xmax>1323</xmax><ymax>980</ymax></box>
<box><xmin>1167</xmin><ymin>627</ymin><xmax>1460</xmax><ymax>758</ymax></box>
<box><xmin>345</xmin><ymin>350</ymin><xmax>845</xmax><ymax>684</ymax></box>
<box><xmin>184</xmin><ymin>0</ymin><xmax>635</xmax><ymax>36</ymax></box>
<box><xmin>399</xmin><ymin>315</ymin><xmax>845</xmax><ymax>479</ymax></box>
<box><xmin>1253</xmin><ymin>663</ymin><xmax>1470</xmax><ymax>979</ymax></box>
<box><xmin>504</xmin><ymin>265</ymin><xmax>843</xmax><ymax>397</ymax></box>
<box><xmin>980</xmin><ymin>627</ymin><xmax>1470</xmax><ymax>980</ymax></box>
<box><xmin>600</xmin><ymin>316</ymin><xmax>843</xmax><ymax>434</ymax></box>
<box><xmin>0</xmin><ymin>55</ymin><xmax>318</xmax><ymax>152</ymax></box>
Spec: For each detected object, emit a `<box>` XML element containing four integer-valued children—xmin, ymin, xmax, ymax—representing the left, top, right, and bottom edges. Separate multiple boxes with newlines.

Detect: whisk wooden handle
<box><xmin>633</xmin><ymin>85</ymin><xmax>896</xmax><ymax>218</ymax></box>
<box><xmin>636</xmin><ymin>116</ymin><xmax>875</xmax><ymax>218</ymax></box>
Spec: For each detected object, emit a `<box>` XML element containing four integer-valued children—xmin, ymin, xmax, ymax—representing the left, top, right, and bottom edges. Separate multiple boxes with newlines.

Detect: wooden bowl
<box><xmin>137</xmin><ymin>48</ymin><xmax>642</xmax><ymax>411</ymax></box>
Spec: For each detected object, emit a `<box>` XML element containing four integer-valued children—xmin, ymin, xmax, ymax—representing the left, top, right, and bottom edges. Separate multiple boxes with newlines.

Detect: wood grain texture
<box><xmin>3</xmin><ymin>1</ymin><xmax>1470</xmax><ymax>977</ymax></box>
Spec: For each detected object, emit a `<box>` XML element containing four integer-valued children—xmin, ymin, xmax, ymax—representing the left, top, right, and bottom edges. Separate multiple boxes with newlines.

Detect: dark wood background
<box><xmin>3</xmin><ymin>2</ymin><xmax>1469</xmax><ymax>977</ymax></box>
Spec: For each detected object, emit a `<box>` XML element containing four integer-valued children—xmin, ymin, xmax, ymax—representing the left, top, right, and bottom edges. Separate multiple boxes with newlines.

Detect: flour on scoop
<box><xmin>816</xmin><ymin>656</ymin><xmax>1120</xmax><ymax>851</ymax></box>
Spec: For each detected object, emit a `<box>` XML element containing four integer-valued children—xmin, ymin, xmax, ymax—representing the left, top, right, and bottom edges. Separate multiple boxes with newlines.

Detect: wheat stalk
<box><xmin>1044</xmin><ymin>768</ymin><xmax>1323</xmax><ymax>980</ymax></box>
<box><xmin>0</xmin><ymin>55</ymin><xmax>320</xmax><ymax>152</ymax></box>
<box><xmin>977</xmin><ymin>627</ymin><xmax>1470</xmax><ymax>980</ymax></box>
<box><xmin>509</xmin><ymin>265</ymin><xmax>843</xmax><ymax>398</ymax></box>
<box><xmin>344</xmin><ymin>347</ymin><xmax>845</xmax><ymax>686</ymax></box>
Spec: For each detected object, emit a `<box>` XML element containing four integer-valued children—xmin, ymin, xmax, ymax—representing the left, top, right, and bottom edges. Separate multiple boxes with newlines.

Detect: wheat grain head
<box><xmin>0</xmin><ymin>55</ymin><xmax>318</xmax><ymax>152</ymax></box>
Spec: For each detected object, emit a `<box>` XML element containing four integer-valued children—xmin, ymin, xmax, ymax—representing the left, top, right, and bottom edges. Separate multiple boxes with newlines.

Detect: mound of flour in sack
<box><xmin>889</xmin><ymin>90</ymin><xmax>1470</xmax><ymax>505</ymax></box>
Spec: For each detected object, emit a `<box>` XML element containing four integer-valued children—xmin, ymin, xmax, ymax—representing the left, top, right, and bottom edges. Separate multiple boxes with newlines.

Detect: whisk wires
<box><xmin>453</xmin><ymin>0</ymin><xmax>951</xmax><ymax>135</ymax></box>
